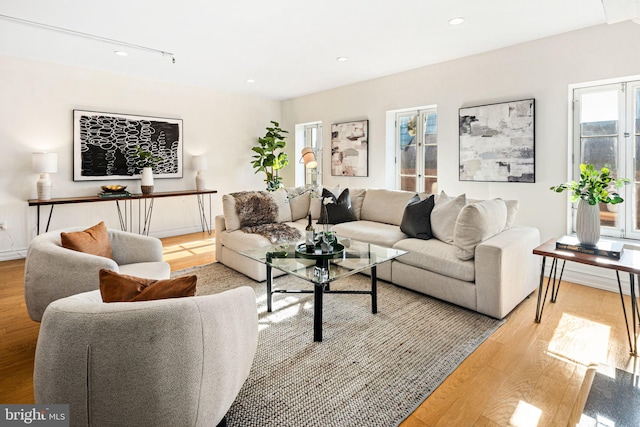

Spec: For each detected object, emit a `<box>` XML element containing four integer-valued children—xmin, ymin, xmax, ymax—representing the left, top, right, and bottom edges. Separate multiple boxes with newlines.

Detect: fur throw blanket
<box><xmin>231</xmin><ymin>191</ymin><xmax>302</xmax><ymax>243</ymax></box>
<box><xmin>242</xmin><ymin>223</ymin><xmax>302</xmax><ymax>244</ymax></box>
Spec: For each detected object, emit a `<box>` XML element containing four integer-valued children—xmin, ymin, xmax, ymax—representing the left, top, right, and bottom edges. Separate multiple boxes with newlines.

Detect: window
<box><xmin>572</xmin><ymin>81</ymin><xmax>640</xmax><ymax>239</ymax></box>
<box><xmin>303</xmin><ymin>123</ymin><xmax>322</xmax><ymax>186</ymax></box>
<box><xmin>395</xmin><ymin>109</ymin><xmax>438</xmax><ymax>193</ymax></box>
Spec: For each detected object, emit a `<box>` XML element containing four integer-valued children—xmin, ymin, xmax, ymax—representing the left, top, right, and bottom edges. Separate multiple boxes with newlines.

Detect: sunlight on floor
<box><xmin>163</xmin><ymin>237</ymin><xmax>215</xmax><ymax>260</ymax></box>
<box><xmin>258</xmin><ymin>296</ymin><xmax>309</xmax><ymax>332</ymax></box>
<box><xmin>510</xmin><ymin>400</ymin><xmax>542</xmax><ymax>427</ymax></box>
<box><xmin>547</xmin><ymin>313</ymin><xmax>610</xmax><ymax>366</ymax></box>
<box><xmin>577</xmin><ymin>413</ymin><xmax>616</xmax><ymax>427</ymax></box>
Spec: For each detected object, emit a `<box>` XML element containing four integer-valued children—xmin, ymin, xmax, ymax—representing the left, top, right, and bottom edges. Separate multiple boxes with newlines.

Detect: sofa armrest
<box><xmin>109</xmin><ymin>230</ymin><xmax>164</xmax><ymax>265</ymax></box>
<box><xmin>215</xmin><ymin>215</ymin><xmax>226</xmax><ymax>262</ymax></box>
<box><xmin>474</xmin><ymin>226</ymin><xmax>540</xmax><ymax>318</ymax></box>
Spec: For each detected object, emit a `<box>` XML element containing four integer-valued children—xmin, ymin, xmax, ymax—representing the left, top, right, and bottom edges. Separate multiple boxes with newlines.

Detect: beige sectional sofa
<box><xmin>215</xmin><ymin>187</ymin><xmax>540</xmax><ymax>319</ymax></box>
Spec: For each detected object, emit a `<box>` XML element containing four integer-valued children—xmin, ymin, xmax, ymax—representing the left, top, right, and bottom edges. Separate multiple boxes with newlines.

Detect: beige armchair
<box><xmin>24</xmin><ymin>227</ymin><xmax>170</xmax><ymax>322</ymax></box>
<box><xmin>34</xmin><ymin>286</ymin><xmax>259</xmax><ymax>427</ymax></box>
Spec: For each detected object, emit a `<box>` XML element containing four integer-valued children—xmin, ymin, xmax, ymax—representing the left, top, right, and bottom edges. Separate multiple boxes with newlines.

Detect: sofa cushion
<box><xmin>349</xmin><ymin>188</ymin><xmax>367</xmax><ymax>220</ymax></box>
<box><xmin>360</xmin><ymin>189</ymin><xmax>417</xmax><ymax>226</ymax></box>
<box><xmin>400</xmin><ymin>194</ymin><xmax>435</xmax><ymax>240</ymax></box>
<box><xmin>318</xmin><ymin>188</ymin><xmax>357</xmax><ymax>224</ymax></box>
<box><xmin>393</xmin><ymin>238</ymin><xmax>475</xmax><ymax>282</ymax></box>
<box><xmin>333</xmin><ymin>220</ymin><xmax>408</xmax><ymax>248</ymax></box>
<box><xmin>99</xmin><ymin>269</ymin><xmax>196</xmax><ymax>302</ymax></box>
<box><xmin>431</xmin><ymin>192</ymin><xmax>467</xmax><ymax>243</ymax></box>
<box><xmin>60</xmin><ymin>221</ymin><xmax>113</xmax><ymax>259</ymax></box>
<box><xmin>271</xmin><ymin>189</ymin><xmax>293</xmax><ymax>223</ymax></box>
<box><xmin>219</xmin><ymin>221</ymin><xmax>306</xmax><ymax>253</ymax></box>
<box><xmin>454</xmin><ymin>199</ymin><xmax>508</xmax><ymax>260</ymax></box>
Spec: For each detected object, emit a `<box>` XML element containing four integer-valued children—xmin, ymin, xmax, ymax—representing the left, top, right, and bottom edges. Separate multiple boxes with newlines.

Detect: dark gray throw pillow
<box><xmin>400</xmin><ymin>194</ymin><xmax>435</xmax><ymax>239</ymax></box>
<box><xmin>318</xmin><ymin>188</ymin><xmax>357</xmax><ymax>224</ymax></box>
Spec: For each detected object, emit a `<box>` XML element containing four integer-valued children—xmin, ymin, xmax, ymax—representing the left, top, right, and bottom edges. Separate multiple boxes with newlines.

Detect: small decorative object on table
<box><xmin>135</xmin><ymin>146</ymin><xmax>162</xmax><ymax>195</ymax></box>
<box><xmin>555</xmin><ymin>235</ymin><xmax>624</xmax><ymax>259</ymax></box>
<box><xmin>98</xmin><ymin>185</ymin><xmax>131</xmax><ymax>198</ymax></box>
<box><xmin>550</xmin><ymin>163</ymin><xmax>629</xmax><ymax>246</ymax></box>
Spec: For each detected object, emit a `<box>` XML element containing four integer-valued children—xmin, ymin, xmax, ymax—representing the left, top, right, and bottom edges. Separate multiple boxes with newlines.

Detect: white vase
<box><xmin>576</xmin><ymin>200</ymin><xmax>600</xmax><ymax>246</ymax></box>
<box><xmin>141</xmin><ymin>167</ymin><xmax>154</xmax><ymax>194</ymax></box>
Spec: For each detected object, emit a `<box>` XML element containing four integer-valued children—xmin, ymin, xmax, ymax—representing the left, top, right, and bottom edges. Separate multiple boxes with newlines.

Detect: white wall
<box><xmin>0</xmin><ymin>54</ymin><xmax>280</xmax><ymax>260</ymax></box>
<box><xmin>281</xmin><ymin>21</ymin><xmax>640</xmax><ymax>247</ymax></box>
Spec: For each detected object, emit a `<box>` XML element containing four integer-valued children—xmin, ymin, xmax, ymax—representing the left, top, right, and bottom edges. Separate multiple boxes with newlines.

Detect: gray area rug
<box><xmin>174</xmin><ymin>262</ymin><xmax>504</xmax><ymax>427</ymax></box>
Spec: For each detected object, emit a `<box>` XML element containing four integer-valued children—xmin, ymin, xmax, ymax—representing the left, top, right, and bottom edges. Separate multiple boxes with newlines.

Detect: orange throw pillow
<box><xmin>61</xmin><ymin>221</ymin><xmax>113</xmax><ymax>259</ymax></box>
<box><xmin>99</xmin><ymin>269</ymin><xmax>197</xmax><ymax>303</ymax></box>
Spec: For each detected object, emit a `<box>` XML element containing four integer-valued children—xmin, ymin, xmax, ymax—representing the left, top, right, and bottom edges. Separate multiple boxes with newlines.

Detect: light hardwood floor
<box><xmin>1</xmin><ymin>231</ymin><xmax>637</xmax><ymax>426</ymax></box>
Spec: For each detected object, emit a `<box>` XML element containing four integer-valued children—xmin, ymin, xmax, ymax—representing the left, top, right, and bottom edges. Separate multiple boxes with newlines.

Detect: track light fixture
<box><xmin>0</xmin><ymin>14</ymin><xmax>176</xmax><ymax>64</ymax></box>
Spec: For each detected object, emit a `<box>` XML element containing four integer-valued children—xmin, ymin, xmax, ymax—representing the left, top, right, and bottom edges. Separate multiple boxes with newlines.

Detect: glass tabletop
<box><xmin>239</xmin><ymin>237</ymin><xmax>407</xmax><ymax>285</ymax></box>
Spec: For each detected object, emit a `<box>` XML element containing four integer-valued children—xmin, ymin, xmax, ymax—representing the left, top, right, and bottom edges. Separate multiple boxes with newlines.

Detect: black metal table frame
<box><xmin>535</xmin><ymin>255</ymin><xmax>640</xmax><ymax>356</ymax></box>
<box><xmin>265</xmin><ymin>262</ymin><xmax>378</xmax><ymax>342</ymax></box>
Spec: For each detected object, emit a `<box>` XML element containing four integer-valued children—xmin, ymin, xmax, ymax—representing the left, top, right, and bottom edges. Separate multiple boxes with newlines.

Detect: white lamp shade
<box><xmin>192</xmin><ymin>155</ymin><xmax>208</xmax><ymax>171</ymax></box>
<box><xmin>301</xmin><ymin>147</ymin><xmax>317</xmax><ymax>169</ymax></box>
<box><xmin>32</xmin><ymin>152</ymin><xmax>58</xmax><ymax>173</ymax></box>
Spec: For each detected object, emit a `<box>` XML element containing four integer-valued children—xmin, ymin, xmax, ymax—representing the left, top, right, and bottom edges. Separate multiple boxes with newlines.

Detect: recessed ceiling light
<box><xmin>113</xmin><ymin>51</ymin><xmax>128</xmax><ymax>57</ymax></box>
<box><xmin>336</xmin><ymin>56</ymin><xmax>349</xmax><ymax>62</ymax></box>
<box><xmin>246</xmin><ymin>79</ymin><xmax>256</xmax><ymax>84</ymax></box>
<box><xmin>448</xmin><ymin>17</ymin><xmax>465</xmax><ymax>25</ymax></box>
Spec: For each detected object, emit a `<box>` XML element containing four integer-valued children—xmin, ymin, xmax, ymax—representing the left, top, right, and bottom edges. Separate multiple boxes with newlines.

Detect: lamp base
<box><xmin>196</xmin><ymin>171</ymin><xmax>206</xmax><ymax>191</ymax></box>
<box><xmin>37</xmin><ymin>173</ymin><xmax>52</xmax><ymax>200</ymax></box>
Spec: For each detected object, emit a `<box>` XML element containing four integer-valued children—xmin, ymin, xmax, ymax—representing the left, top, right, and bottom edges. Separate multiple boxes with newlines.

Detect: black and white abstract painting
<box><xmin>459</xmin><ymin>99</ymin><xmax>535</xmax><ymax>183</ymax></box>
<box><xmin>331</xmin><ymin>120</ymin><xmax>368</xmax><ymax>177</ymax></box>
<box><xmin>73</xmin><ymin>110</ymin><xmax>183</xmax><ymax>181</ymax></box>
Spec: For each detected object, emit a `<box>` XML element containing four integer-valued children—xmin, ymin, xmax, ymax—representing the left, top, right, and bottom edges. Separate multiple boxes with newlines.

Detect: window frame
<box><xmin>394</xmin><ymin>107</ymin><xmax>438</xmax><ymax>193</ymax></box>
<box><xmin>571</xmin><ymin>79</ymin><xmax>640</xmax><ymax>240</ymax></box>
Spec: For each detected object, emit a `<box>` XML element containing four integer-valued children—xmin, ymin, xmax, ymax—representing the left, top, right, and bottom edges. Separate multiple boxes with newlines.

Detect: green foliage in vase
<box><xmin>134</xmin><ymin>145</ymin><xmax>162</xmax><ymax>170</ymax></box>
<box><xmin>251</xmin><ymin>121</ymin><xmax>289</xmax><ymax>191</ymax></box>
<box><xmin>550</xmin><ymin>163</ymin><xmax>630</xmax><ymax>205</ymax></box>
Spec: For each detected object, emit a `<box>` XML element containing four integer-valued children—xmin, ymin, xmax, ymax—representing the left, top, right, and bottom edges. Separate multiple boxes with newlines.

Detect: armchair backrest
<box><xmin>34</xmin><ymin>286</ymin><xmax>258</xmax><ymax>427</ymax></box>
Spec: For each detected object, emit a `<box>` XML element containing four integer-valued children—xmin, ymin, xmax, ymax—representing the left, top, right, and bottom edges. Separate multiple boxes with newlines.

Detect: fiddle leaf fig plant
<box><xmin>550</xmin><ymin>163</ymin><xmax>630</xmax><ymax>205</ymax></box>
<box><xmin>251</xmin><ymin>121</ymin><xmax>289</xmax><ymax>191</ymax></box>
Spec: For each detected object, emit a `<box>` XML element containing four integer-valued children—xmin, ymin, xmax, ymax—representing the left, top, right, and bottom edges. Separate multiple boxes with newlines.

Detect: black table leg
<box><xmin>266</xmin><ymin>264</ymin><xmax>273</xmax><ymax>313</ymax></box>
<box><xmin>314</xmin><ymin>283</ymin><xmax>323</xmax><ymax>342</ymax></box>
<box><xmin>371</xmin><ymin>265</ymin><xmax>378</xmax><ymax>314</ymax></box>
<box><xmin>630</xmin><ymin>273</ymin><xmax>639</xmax><ymax>356</ymax></box>
<box><xmin>535</xmin><ymin>256</ymin><xmax>547</xmax><ymax>323</ymax></box>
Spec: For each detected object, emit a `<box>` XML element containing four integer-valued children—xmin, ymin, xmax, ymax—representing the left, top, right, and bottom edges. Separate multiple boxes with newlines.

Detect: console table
<box><xmin>533</xmin><ymin>238</ymin><xmax>640</xmax><ymax>356</ymax></box>
<box><xmin>28</xmin><ymin>189</ymin><xmax>217</xmax><ymax>236</ymax></box>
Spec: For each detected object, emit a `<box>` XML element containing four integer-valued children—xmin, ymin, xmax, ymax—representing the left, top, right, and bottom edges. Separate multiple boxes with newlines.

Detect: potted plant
<box><xmin>134</xmin><ymin>145</ymin><xmax>162</xmax><ymax>194</ymax></box>
<box><xmin>550</xmin><ymin>163</ymin><xmax>629</xmax><ymax>245</ymax></box>
<box><xmin>251</xmin><ymin>121</ymin><xmax>289</xmax><ymax>191</ymax></box>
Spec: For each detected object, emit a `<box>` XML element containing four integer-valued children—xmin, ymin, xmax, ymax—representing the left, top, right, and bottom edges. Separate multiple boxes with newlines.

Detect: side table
<box><xmin>533</xmin><ymin>238</ymin><xmax>640</xmax><ymax>356</ymax></box>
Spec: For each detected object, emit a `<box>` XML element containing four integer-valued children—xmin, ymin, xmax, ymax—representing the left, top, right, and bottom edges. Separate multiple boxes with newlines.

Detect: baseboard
<box><xmin>543</xmin><ymin>262</ymin><xmax>630</xmax><ymax>295</ymax></box>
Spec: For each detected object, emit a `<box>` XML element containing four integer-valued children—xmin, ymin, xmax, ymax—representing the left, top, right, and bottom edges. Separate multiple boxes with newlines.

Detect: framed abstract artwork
<box><xmin>330</xmin><ymin>120</ymin><xmax>369</xmax><ymax>177</ymax></box>
<box><xmin>459</xmin><ymin>99</ymin><xmax>535</xmax><ymax>183</ymax></box>
<box><xmin>73</xmin><ymin>110</ymin><xmax>183</xmax><ymax>181</ymax></box>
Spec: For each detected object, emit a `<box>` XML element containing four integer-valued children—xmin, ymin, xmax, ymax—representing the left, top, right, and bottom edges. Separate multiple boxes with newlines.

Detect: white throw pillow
<box><xmin>431</xmin><ymin>192</ymin><xmax>467</xmax><ymax>243</ymax></box>
<box><xmin>222</xmin><ymin>194</ymin><xmax>241</xmax><ymax>231</ymax></box>
<box><xmin>270</xmin><ymin>189</ymin><xmax>292</xmax><ymax>223</ymax></box>
<box><xmin>453</xmin><ymin>199</ymin><xmax>508</xmax><ymax>260</ymax></box>
<box><xmin>286</xmin><ymin>187</ymin><xmax>312</xmax><ymax>221</ymax></box>
<box><xmin>504</xmin><ymin>199</ymin><xmax>519</xmax><ymax>229</ymax></box>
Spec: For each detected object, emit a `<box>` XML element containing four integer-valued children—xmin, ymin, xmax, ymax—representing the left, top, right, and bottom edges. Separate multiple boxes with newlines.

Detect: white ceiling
<box><xmin>0</xmin><ymin>0</ymin><xmax>634</xmax><ymax>100</ymax></box>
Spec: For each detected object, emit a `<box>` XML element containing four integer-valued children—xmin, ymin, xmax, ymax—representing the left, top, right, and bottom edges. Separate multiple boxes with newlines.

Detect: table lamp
<box><xmin>192</xmin><ymin>155</ymin><xmax>208</xmax><ymax>191</ymax></box>
<box><xmin>32</xmin><ymin>152</ymin><xmax>58</xmax><ymax>200</ymax></box>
